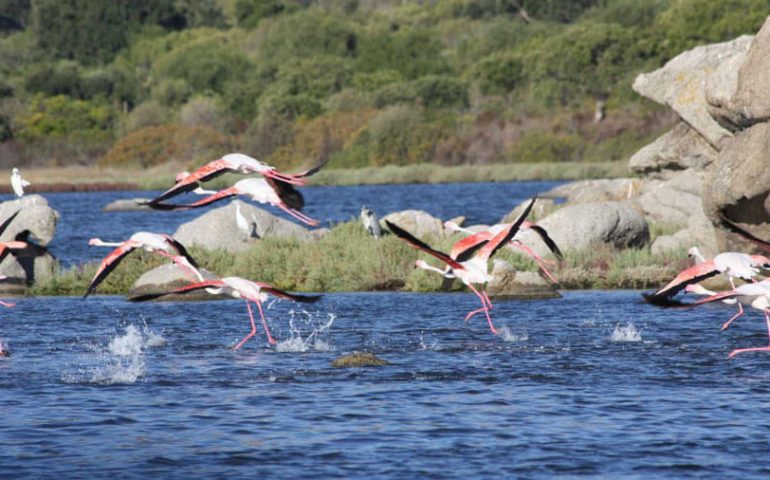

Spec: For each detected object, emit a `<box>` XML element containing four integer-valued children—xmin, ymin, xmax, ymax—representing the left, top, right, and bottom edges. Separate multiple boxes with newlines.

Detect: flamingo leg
<box><xmin>0</xmin><ymin>300</ymin><xmax>15</xmax><ymax>308</ymax></box>
<box><xmin>232</xmin><ymin>301</ymin><xmax>259</xmax><ymax>351</ymax></box>
<box><xmin>255</xmin><ymin>300</ymin><xmax>277</xmax><ymax>346</ymax></box>
<box><xmin>721</xmin><ymin>303</ymin><xmax>744</xmax><ymax>331</ymax></box>
<box><xmin>510</xmin><ymin>242</ymin><xmax>558</xmax><ymax>283</ymax></box>
<box><xmin>466</xmin><ymin>284</ymin><xmax>497</xmax><ymax>335</ymax></box>
<box><xmin>728</xmin><ymin>310</ymin><xmax>770</xmax><ymax>359</ymax></box>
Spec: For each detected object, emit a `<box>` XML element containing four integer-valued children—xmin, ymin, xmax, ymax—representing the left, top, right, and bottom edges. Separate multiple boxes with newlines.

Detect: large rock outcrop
<box><xmin>174</xmin><ymin>200</ymin><xmax>316</xmax><ymax>252</ymax></box>
<box><xmin>0</xmin><ymin>195</ymin><xmax>59</xmax><ymax>291</ymax></box>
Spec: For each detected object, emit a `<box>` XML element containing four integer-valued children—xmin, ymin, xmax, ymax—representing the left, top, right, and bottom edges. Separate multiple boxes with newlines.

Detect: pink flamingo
<box><xmin>687</xmin><ymin>280</ymin><xmax>770</xmax><ymax>358</ymax></box>
<box><xmin>643</xmin><ymin>249</ymin><xmax>770</xmax><ymax>328</ymax></box>
<box><xmin>147</xmin><ymin>154</ymin><xmax>327</xmax><ymax>205</ymax></box>
<box><xmin>145</xmin><ymin>177</ymin><xmax>320</xmax><ymax>227</ymax></box>
<box><xmin>443</xmin><ymin>219</ymin><xmax>562</xmax><ymax>283</ymax></box>
<box><xmin>85</xmin><ymin>232</ymin><xmax>201</xmax><ymax>297</ymax></box>
<box><xmin>386</xmin><ymin>197</ymin><xmax>536</xmax><ymax>335</ymax></box>
<box><xmin>129</xmin><ymin>277</ymin><xmax>321</xmax><ymax>349</ymax></box>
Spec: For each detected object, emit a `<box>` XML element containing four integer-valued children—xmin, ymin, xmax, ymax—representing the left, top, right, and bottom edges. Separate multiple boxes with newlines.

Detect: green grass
<box><xmin>31</xmin><ymin>220</ymin><xmax>689</xmax><ymax>297</ymax></box>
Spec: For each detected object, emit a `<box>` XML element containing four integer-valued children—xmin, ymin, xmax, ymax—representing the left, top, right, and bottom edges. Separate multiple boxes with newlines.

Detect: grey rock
<box><xmin>0</xmin><ymin>194</ymin><xmax>59</xmax><ymax>246</ymax></box>
<box><xmin>633</xmin><ymin>181</ymin><xmax>705</xmax><ymax>226</ymax></box>
<box><xmin>102</xmin><ymin>198</ymin><xmax>153</xmax><ymax>212</ymax></box>
<box><xmin>702</xmin><ymin>122</ymin><xmax>770</xmax><ymax>224</ymax></box>
<box><xmin>633</xmin><ymin>35</ymin><xmax>752</xmax><ymax>148</ymax></box>
<box><xmin>705</xmin><ymin>40</ymin><xmax>750</xmax><ymax>131</ymax></box>
<box><xmin>714</xmin><ymin>18</ymin><xmax>770</xmax><ymax>128</ymax></box>
<box><xmin>629</xmin><ymin>122</ymin><xmax>717</xmax><ymax>176</ymax></box>
<box><xmin>540</xmin><ymin>179</ymin><xmax>641</xmax><ymax>206</ymax></box>
<box><xmin>650</xmin><ymin>234</ymin><xmax>688</xmax><ymax>255</ymax></box>
<box><xmin>500</xmin><ymin>197</ymin><xmax>559</xmax><ymax>224</ymax></box>
<box><xmin>381</xmin><ymin>210</ymin><xmax>444</xmax><ymax>239</ymax></box>
<box><xmin>127</xmin><ymin>263</ymin><xmax>219</xmax><ymax>301</ymax></box>
<box><xmin>515</xmin><ymin>202</ymin><xmax>649</xmax><ymax>256</ymax></box>
<box><xmin>174</xmin><ymin>200</ymin><xmax>315</xmax><ymax>252</ymax></box>
<box><xmin>486</xmin><ymin>260</ymin><xmax>561</xmax><ymax>300</ymax></box>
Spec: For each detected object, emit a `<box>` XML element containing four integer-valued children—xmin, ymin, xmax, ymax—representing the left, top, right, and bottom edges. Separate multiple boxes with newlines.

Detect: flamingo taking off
<box><xmin>129</xmin><ymin>277</ymin><xmax>321</xmax><ymax>349</ymax></box>
<box><xmin>643</xmin><ymin>249</ymin><xmax>770</xmax><ymax>311</ymax></box>
<box><xmin>10</xmin><ymin>168</ymin><xmax>30</xmax><ymax>198</ymax></box>
<box><xmin>85</xmin><ymin>232</ymin><xmax>201</xmax><ymax>297</ymax></box>
<box><xmin>147</xmin><ymin>154</ymin><xmax>327</xmax><ymax>205</ymax></box>
<box><xmin>443</xmin><ymin>219</ymin><xmax>562</xmax><ymax>283</ymax></box>
<box><xmin>686</xmin><ymin>280</ymin><xmax>770</xmax><ymax>358</ymax></box>
<box><xmin>145</xmin><ymin>177</ymin><xmax>320</xmax><ymax>227</ymax></box>
<box><xmin>386</xmin><ymin>197</ymin><xmax>536</xmax><ymax>335</ymax></box>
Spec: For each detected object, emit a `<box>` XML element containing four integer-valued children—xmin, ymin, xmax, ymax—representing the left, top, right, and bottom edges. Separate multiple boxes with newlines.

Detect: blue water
<box><xmin>2</xmin><ymin>180</ymin><xmax>561</xmax><ymax>267</ymax></box>
<box><xmin>2</xmin><ymin>291</ymin><xmax>770</xmax><ymax>478</ymax></box>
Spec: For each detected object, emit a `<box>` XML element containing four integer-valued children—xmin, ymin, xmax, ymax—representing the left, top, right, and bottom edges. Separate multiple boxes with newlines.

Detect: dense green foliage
<box><xmin>1</xmin><ymin>0</ymin><xmax>768</xmax><ymax>169</ymax></box>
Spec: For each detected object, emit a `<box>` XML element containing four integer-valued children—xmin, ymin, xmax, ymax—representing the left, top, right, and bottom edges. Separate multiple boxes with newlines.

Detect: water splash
<box><xmin>275</xmin><ymin>311</ymin><xmax>336</xmax><ymax>353</ymax></box>
<box><xmin>498</xmin><ymin>326</ymin><xmax>529</xmax><ymax>343</ymax></box>
<box><xmin>64</xmin><ymin>323</ymin><xmax>166</xmax><ymax>385</ymax></box>
<box><xmin>610</xmin><ymin>323</ymin><xmax>642</xmax><ymax>343</ymax></box>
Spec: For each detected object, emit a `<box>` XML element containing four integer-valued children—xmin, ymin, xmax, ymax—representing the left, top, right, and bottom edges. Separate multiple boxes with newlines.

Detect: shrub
<box><xmin>472</xmin><ymin>51</ymin><xmax>525</xmax><ymax>95</ymax></box>
<box><xmin>152</xmin><ymin>34</ymin><xmax>253</xmax><ymax>95</ymax></box>
<box><xmin>351</xmin><ymin>70</ymin><xmax>403</xmax><ymax>91</ymax></box>
<box><xmin>24</xmin><ymin>61</ymin><xmax>84</xmax><ymax>98</ymax></box>
<box><xmin>123</xmin><ymin>101</ymin><xmax>169</xmax><ymax>133</ymax></box>
<box><xmin>179</xmin><ymin>96</ymin><xmax>229</xmax><ymax>132</ymax></box>
<box><xmin>508</xmin><ymin>130</ymin><xmax>585</xmax><ymax>163</ymax></box>
<box><xmin>16</xmin><ymin>94</ymin><xmax>114</xmax><ymax>143</ymax></box>
<box><xmin>98</xmin><ymin>124</ymin><xmax>235</xmax><ymax>168</ymax></box>
<box><xmin>273</xmin><ymin>55</ymin><xmax>353</xmax><ymax>98</ymax></box>
<box><xmin>656</xmin><ymin>0</ymin><xmax>768</xmax><ymax>59</ymax></box>
<box><xmin>356</xmin><ymin>27</ymin><xmax>451</xmax><ymax>79</ymax></box>
<box><xmin>412</xmin><ymin>75</ymin><xmax>468</xmax><ymax>109</ymax></box>
<box><xmin>372</xmin><ymin>81</ymin><xmax>418</xmax><ymax>108</ymax></box>
<box><xmin>151</xmin><ymin>78</ymin><xmax>192</xmax><ymax>106</ymax></box>
<box><xmin>257</xmin><ymin>91</ymin><xmax>324</xmax><ymax>121</ymax></box>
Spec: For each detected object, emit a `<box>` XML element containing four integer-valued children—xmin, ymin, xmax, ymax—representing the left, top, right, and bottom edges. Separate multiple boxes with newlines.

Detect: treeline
<box><xmin>0</xmin><ymin>0</ymin><xmax>767</xmax><ymax>171</ymax></box>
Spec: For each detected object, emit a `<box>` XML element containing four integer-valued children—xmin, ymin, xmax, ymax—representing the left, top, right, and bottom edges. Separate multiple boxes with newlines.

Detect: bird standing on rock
<box><xmin>10</xmin><ymin>168</ymin><xmax>30</xmax><ymax>198</ymax></box>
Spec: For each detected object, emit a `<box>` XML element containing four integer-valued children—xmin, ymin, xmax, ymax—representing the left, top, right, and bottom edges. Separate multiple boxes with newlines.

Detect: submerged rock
<box><xmin>486</xmin><ymin>261</ymin><xmax>562</xmax><ymax>300</ymax></box>
<box><xmin>102</xmin><ymin>198</ymin><xmax>153</xmax><ymax>212</ymax></box>
<box><xmin>331</xmin><ymin>351</ymin><xmax>390</xmax><ymax>368</ymax></box>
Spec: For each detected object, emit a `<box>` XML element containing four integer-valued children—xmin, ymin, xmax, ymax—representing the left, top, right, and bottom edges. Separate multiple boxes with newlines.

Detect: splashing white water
<box><xmin>498</xmin><ymin>326</ymin><xmax>529</xmax><ymax>343</ymax></box>
<box><xmin>64</xmin><ymin>322</ymin><xmax>167</xmax><ymax>385</ymax></box>
<box><xmin>275</xmin><ymin>311</ymin><xmax>336</xmax><ymax>352</ymax></box>
<box><xmin>610</xmin><ymin>323</ymin><xmax>642</xmax><ymax>343</ymax></box>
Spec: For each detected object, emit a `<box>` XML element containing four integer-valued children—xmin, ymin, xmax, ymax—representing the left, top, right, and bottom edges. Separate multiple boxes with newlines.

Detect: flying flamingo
<box><xmin>147</xmin><ymin>154</ymin><xmax>327</xmax><ymax>205</ymax></box>
<box><xmin>129</xmin><ymin>277</ymin><xmax>321</xmax><ymax>349</ymax></box>
<box><xmin>642</xmin><ymin>249</ymin><xmax>770</xmax><ymax>314</ymax></box>
<box><xmin>386</xmin><ymin>197</ymin><xmax>536</xmax><ymax>335</ymax></box>
<box><xmin>175</xmin><ymin>171</ymin><xmax>218</xmax><ymax>196</ymax></box>
<box><xmin>686</xmin><ymin>280</ymin><xmax>770</xmax><ymax>358</ymax></box>
<box><xmin>10</xmin><ymin>168</ymin><xmax>30</xmax><ymax>198</ymax></box>
<box><xmin>145</xmin><ymin>177</ymin><xmax>320</xmax><ymax>227</ymax></box>
<box><xmin>85</xmin><ymin>232</ymin><xmax>201</xmax><ymax>297</ymax></box>
<box><xmin>443</xmin><ymin>219</ymin><xmax>563</xmax><ymax>283</ymax></box>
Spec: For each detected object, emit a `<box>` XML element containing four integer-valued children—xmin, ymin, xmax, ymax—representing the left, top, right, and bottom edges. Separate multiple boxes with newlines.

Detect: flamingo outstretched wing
<box><xmin>162</xmin><ymin>236</ymin><xmax>199</xmax><ymax>269</ymax></box>
<box><xmin>480</xmin><ymin>197</ymin><xmax>536</xmax><ymax>260</ymax></box>
<box><xmin>84</xmin><ymin>243</ymin><xmax>136</xmax><ymax>297</ymax></box>
<box><xmin>149</xmin><ymin>159</ymin><xmax>238</xmax><ymax>204</ymax></box>
<box><xmin>127</xmin><ymin>280</ymin><xmax>227</xmax><ymax>302</ymax></box>
<box><xmin>0</xmin><ymin>210</ymin><xmax>21</xmax><ymax>237</ymax></box>
<box><xmin>643</xmin><ymin>261</ymin><xmax>720</xmax><ymax>306</ymax></box>
<box><xmin>253</xmin><ymin>282</ymin><xmax>322</xmax><ymax>303</ymax></box>
<box><xmin>147</xmin><ymin>187</ymin><xmax>240</xmax><ymax>211</ymax></box>
<box><xmin>527</xmin><ymin>223</ymin><xmax>563</xmax><ymax>260</ymax></box>
<box><xmin>385</xmin><ymin>221</ymin><xmax>464</xmax><ymax>270</ymax></box>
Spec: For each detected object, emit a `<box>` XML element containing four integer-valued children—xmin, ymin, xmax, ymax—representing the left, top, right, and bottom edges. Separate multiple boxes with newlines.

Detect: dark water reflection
<box><xmin>1</xmin><ymin>291</ymin><xmax>770</xmax><ymax>478</ymax></box>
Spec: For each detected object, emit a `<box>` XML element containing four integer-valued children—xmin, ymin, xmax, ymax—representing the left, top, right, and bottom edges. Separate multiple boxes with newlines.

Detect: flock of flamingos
<box><xmin>2</xmin><ymin>154</ymin><xmax>770</xmax><ymax>360</ymax></box>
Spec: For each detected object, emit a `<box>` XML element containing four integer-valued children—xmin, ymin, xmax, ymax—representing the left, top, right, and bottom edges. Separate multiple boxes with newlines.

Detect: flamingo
<box><xmin>443</xmin><ymin>220</ymin><xmax>562</xmax><ymax>283</ymax></box>
<box><xmin>10</xmin><ymin>168</ymin><xmax>30</xmax><ymax>198</ymax></box>
<box><xmin>129</xmin><ymin>277</ymin><xmax>321</xmax><ymax>349</ymax></box>
<box><xmin>145</xmin><ymin>177</ymin><xmax>320</xmax><ymax>227</ymax></box>
<box><xmin>85</xmin><ymin>232</ymin><xmax>201</xmax><ymax>297</ymax></box>
<box><xmin>643</xmin><ymin>249</ymin><xmax>770</xmax><ymax>311</ymax></box>
<box><xmin>147</xmin><ymin>154</ymin><xmax>327</xmax><ymax>205</ymax></box>
<box><xmin>175</xmin><ymin>171</ymin><xmax>218</xmax><ymax>196</ymax></box>
<box><xmin>686</xmin><ymin>280</ymin><xmax>770</xmax><ymax>358</ymax></box>
<box><xmin>386</xmin><ymin>197</ymin><xmax>536</xmax><ymax>335</ymax></box>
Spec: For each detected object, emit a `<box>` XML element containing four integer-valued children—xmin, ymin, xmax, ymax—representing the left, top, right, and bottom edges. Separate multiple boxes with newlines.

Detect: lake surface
<box><xmin>2</xmin><ymin>180</ymin><xmax>562</xmax><ymax>267</ymax></box>
<box><xmin>2</xmin><ymin>290</ymin><xmax>770</xmax><ymax>478</ymax></box>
